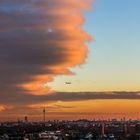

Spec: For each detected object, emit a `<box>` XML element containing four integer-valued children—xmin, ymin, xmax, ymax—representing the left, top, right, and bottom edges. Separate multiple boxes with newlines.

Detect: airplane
<box><xmin>65</xmin><ymin>82</ymin><xmax>72</xmax><ymax>84</ymax></box>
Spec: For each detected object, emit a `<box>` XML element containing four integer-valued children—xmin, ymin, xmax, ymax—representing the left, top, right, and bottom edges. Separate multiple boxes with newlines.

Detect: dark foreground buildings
<box><xmin>0</xmin><ymin>119</ymin><xmax>140</xmax><ymax>140</ymax></box>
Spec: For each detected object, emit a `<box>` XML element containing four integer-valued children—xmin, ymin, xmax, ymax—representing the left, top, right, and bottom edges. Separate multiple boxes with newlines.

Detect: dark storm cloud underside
<box><xmin>0</xmin><ymin>92</ymin><xmax>140</xmax><ymax>105</ymax></box>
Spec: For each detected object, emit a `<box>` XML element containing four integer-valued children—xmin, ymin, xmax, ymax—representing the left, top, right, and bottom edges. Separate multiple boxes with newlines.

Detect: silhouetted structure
<box><xmin>43</xmin><ymin>107</ymin><xmax>46</xmax><ymax>123</ymax></box>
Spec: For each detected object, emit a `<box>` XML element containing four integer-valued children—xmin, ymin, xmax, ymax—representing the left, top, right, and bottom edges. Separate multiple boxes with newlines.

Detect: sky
<box><xmin>49</xmin><ymin>0</ymin><xmax>140</xmax><ymax>92</ymax></box>
<box><xmin>0</xmin><ymin>0</ymin><xmax>140</xmax><ymax>121</ymax></box>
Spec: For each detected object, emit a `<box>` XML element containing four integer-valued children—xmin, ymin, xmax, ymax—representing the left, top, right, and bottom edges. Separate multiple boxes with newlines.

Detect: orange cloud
<box><xmin>0</xmin><ymin>105</ymin><xmax>5</xmax><ymax>112</ymax></box>
<box><xmin>5</xmin><ymin>0</ymin><xmax>92</xmax><ymax>95</ymax></box>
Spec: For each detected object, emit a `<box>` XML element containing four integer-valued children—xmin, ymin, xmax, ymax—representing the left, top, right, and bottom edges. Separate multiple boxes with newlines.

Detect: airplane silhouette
<box><xmin>65</xmin><ymin>82</ymin><xmax>72</xmax><ymax>84</ymax></box>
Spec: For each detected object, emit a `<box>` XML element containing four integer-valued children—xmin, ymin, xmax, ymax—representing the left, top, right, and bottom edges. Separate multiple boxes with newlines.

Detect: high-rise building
<box><xmin>101</xmin><ymin>123</ymin><xmax>105</xmax><ymax>136</ymax></box>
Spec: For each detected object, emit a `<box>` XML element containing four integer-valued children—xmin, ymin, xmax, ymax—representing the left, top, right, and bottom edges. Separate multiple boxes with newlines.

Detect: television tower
<box><xmin>43</xmin><ymin>107</ymin><xmax>46</xmax><ymax>123</ymax></box>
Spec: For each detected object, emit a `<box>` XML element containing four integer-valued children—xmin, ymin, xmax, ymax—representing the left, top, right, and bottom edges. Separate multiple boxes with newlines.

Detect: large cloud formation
<box><xmin>0</xmin><ymin>0</ymin><xmax>92</xmax><ymax>97</ymax></box>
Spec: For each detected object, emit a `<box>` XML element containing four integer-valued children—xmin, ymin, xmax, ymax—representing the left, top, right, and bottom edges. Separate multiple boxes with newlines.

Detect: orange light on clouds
<box><xmin>14</xmin><ymin>0</ymin><xmax>92</xmax><ymax>95</ymax></box>
<box><xmin>0</xmin><ymin>105</ymin><xmax>5</xmax><ymax>112</ymax></box>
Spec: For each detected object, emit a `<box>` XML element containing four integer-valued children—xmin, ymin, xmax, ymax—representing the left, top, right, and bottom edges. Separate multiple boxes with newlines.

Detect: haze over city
<box><xmin>0</xmin><ymin>0</ymin><xmax>140</xmax><ymax>122</ymax></box>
